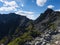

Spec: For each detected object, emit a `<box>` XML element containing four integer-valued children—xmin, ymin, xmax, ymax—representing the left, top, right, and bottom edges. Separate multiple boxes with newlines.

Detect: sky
<box><xmin>0</xmin><ymin>0</ymin><xmax>60</xmax><ymax>20</ymax></box>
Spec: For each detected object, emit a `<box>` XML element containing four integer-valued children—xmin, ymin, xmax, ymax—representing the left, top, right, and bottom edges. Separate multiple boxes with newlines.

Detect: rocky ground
<box><xmin>25</xmin><ymin>30</ymin><xmax>60</xmax><ymax>45</ymax></box>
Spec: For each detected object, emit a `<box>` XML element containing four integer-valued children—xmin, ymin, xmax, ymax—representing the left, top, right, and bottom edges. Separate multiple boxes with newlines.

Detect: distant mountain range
<box><xmin>0</xmin><ymin>8</ymin><xmax>60</xmax><ymax>45</ymax></box>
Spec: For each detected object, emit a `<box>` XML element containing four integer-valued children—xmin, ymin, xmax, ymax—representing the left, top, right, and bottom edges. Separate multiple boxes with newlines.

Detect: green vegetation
<box><xmin>8</xmin><ymin>32</ymin><xmax>33</xmax><ymax>45</ymax></box>
<box><xmin>8</xmin><ymin>21</ymin><xmax>41</xmax><ymax>45</ymax></box>
<box><xmin>49</xmin><ymin>23</ymin><xmax>57</xmax><ymax>30</ymax></box>
<box><xmin>0</xmin><ymin>36</ymin><xmax>8</xmax><ymax>44</ymax></box>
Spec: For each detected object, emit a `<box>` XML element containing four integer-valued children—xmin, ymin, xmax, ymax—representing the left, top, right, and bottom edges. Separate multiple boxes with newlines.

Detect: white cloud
<box><xmin>15</xmin><ymin>10</ymin><xmax>34</xmax><ymax>15</ymax></box>
<box><xmin>0</xmin><ymin>0</ymin><xmax>18</xmax><ymax>11</ymax></box>
<box><xmin>15</xmin><ymin>10</ymin><xmax>35</xmax><ymax>20</ymax></box>
<box><xmin>0</xmin><ymin>6</ymin><xmax>17</xmax><ymax>11</ymax></box>
<box><xmin>0</xmin><ymin>0</ymin><xmax>4</xmax><ymax>2</ymax></box>
<box><xmin>36</xmin><ymin>0</ymin><xmax>47</xmax><ymax>6</ymax></box>
<box><xmin>21</xmin><ymin>4</ymin><xmax>24</xmax><ymax>7</ymax></box>
<box><xmin>3</xmin><ymin>1</ymin><xmax>18</xmax><ymax>7</ymax></box>
<box><xmin>55</xmin><ymin>9</ymin><xmax>60</xmax><ymax>11</ymax></box>
<box><xmin>47</xmin><ymin>5</ymin><xmax>54</xmax><ymax>9</ymax></box>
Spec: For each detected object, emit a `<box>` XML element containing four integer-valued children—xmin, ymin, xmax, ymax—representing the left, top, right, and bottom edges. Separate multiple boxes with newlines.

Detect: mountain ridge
<box><xmin>0</xmin><ymin>8</ymin><xmax>60</xmax><ymax>45</ymax></box>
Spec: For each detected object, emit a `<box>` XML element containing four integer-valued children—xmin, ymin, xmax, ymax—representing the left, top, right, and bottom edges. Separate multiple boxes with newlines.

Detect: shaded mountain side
<box><xmin>0</xmin><ymin>13</ymin><xmax>32</xmax><ymax>39</ymax></box>
<box><xmin>0</xmin><ymin>9</ymin><xmax>60</xmax><ymax>45</ymax></box>
<box><xmin>0</xmin><ymin>13</ymin><xmax>39</xmax><ymax>45</ymax></box>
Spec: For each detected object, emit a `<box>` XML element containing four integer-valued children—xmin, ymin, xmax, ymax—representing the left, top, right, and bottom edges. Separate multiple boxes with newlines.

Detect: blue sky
<box><xmin>0</xmin><ymin>0</ymin><xmax>60</xmax><ymax>20</ymax></box>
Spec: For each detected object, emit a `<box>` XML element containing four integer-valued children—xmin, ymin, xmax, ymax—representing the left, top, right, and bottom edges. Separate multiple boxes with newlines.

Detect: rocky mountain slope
<box><xmin>32</xmin><ymin>8</ymin><xmax>60</xmax><ymax>45</ymax></box>
<box><xmin>0</xmin><ymin>8</ymin><xmax>60</xmax><ymax>45</ymax></box>
<box><xmin>34</xmin><ymin>8</ymin><xmax>60</xmax><ymax>32</ymax></box>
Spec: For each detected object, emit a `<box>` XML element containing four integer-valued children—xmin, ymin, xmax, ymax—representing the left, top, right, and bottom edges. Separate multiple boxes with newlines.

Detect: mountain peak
<box><xmin>44</xmin><ymin>8</ymin><xmax>54</xmax><ymax>14</ymax></box>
